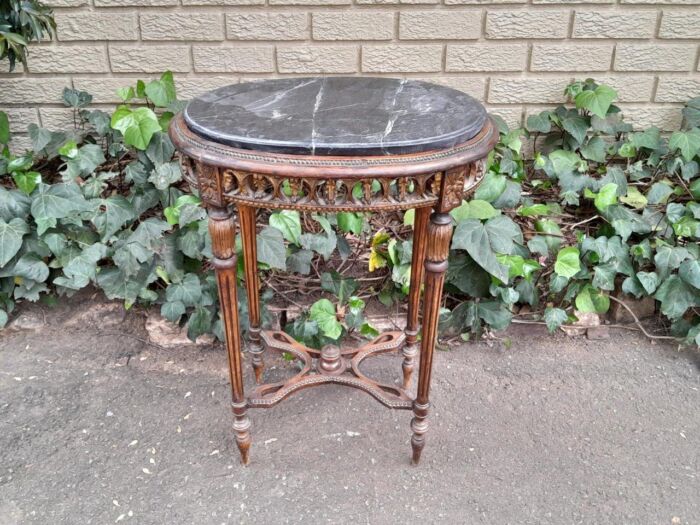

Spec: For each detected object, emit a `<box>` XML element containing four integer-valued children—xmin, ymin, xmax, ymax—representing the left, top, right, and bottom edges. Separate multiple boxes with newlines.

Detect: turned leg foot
<box><xmin>232</xmin><ymin>400</ymin><xmax>252</xmax><ymax>465</ymax></box>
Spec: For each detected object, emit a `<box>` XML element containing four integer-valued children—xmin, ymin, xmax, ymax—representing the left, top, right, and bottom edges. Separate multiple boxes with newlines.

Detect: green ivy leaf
<box><xmin>257</xmin><ymin>226</ymin><xmax>286</xmax><ymax>270</ymax></box>
<box><xmin>669</xmin><ymin>129</ymin><xmax>700</xmax><ymax>162</ymax></box>
<box><xmin>360</xmin><ymin>322</ymin><xmax>379</xmax><ymax>339</ymax></box>
<box><xmin>544</xmin><ymin>307</ymin><xmax>568</xmax><ymax>333</ymax></box>
<box><xmin>554</xmin><ymin>247</ymin><xmax>581</xmax><ymax>278</ymax></box>
<box><xmin>148</xmin><ymin>162</ymin><xmax>181</xmax><ymax>191</ymax></box>
<box><xmin>679</xmin><ymin>259</ymin><xmax>700</xmax><ymax>289</ymax></box>
<box><xmin>0</xmin><ymin>217</ymin><xmax>29</xmax><ymax>266</ymax></box>
<box><xmin>309</xmin><ymin>298</ymin><xmax>342</xmax><ymax>340</ymax></box>
<box><xmin>12</xmin><ymin>171</ymin><xmax>41</xmax><ymax>195</ymax></box>
<box><xmin>336</xmin><ymin>212</ymin><xmax>363</xmax><ymax>236</ymax></box>
<box><xmin>574</xmin><ymin>85</ymin><xmax>618</xmax><ymax>118</ymax></box>
<box><xmin>31</xmin><ymin>182</ymin><xmax>90</xmax><ymax>222</ymax></box>
<box><xmin>0</xmin><ymin>111</ymin><xmax>9</xmax><ymax>144</ymax></box>
<box><xmin>187</xmin><ymin>305</ymin><xmax>213</xmax><ymax>341</ymax></box>
<box><xmin>94</xmin><ymin>196</ymin><xmax>136</xmax><ymax>241</ymax></box>
<box><xmin>562</xmin><ymin>115</ymin><xmax>589</xmax><ymax>145</ymax></box>
<box><xmin>269</xmin><ymin>210</ymin><xmax>302</xmax><ymax>246</ymax></box>
<box><xmin>166</xmin><ymin>274</ymin><xmax>202</xmax><ymax>307</ymax></box>
<box><xmin>321</xmin><ymin>271</ymin><xmax>358</xmax><ymax>303</ymax></box>
<box><xmin>575</xmin><ymin>285</ymin><xmax>610</xmax><ymax>314</ymax></box>
<box><xmin>144</xmin><ymin>71</ymin><xmax>177</xmax><ymax>108</ymax></box>
<box><xmin>654</xmin><ymin>275</ymin><xmax>699</xmax><ymax>320</ymax></box>
<box><xmin>451</xmin><ymin>219</ymin><xmax>508</xmax><ymax>283</ymax></box>
<box><xmin>451</xmin><ymin>200</ymin><xmax>498</xmax><ymax>221</ymax></box>
<box><xmin>636</xmin><ymin>271</ymin><xmax>659</xmax><ymax>294</ymax></box>
<box><xmin>286</xmin><ymin>248</ymin><xmax>313</xmax><ymax>275</ymax></box>
<box><xmin>526</xmin><ymin>111</ymin><xmax>552</xmax><ymax>133</ymax></box>
<box><xmin>12</xmin><ymin>253</ymin><xmax>49</xmax><ymax>283</ymax></box>
<box><xmin>593</xmin><ymin>183</ymin><xmax>618</xmax><ymax>212</ymax></box>
<box><xmin>474</xmin><ymin>173</ymin><xmax>506</xmax><ymax>202</ymax></box>
<box><xmin>111</xmin><ymin>106</ymin><xmax>161</xmax><ymax>150</ymax></box>
<box><xmin>161</xmin><ymin>300</ymin><xmax>185</xmax><ymax>323</ymax></box>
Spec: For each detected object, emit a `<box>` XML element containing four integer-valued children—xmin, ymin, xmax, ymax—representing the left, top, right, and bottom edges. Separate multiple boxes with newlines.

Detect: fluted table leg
<box><xmin>403</xmin><ymin>206</ymin><xmax>430</xmax><ymax>389</ymax></box>
<box><xmin>208</xmin><ymin>205</ymin><xmax>252</xmax><ymax>465</ymax></box>
<box><xmin>238</xmin><ymin>205</ymin><xmax>264</xmax><ymax>384</ymax></box>
<box><xmin>411</xmin><ymin>211</ymin><xmax>453</xmax><ymax>465</ymax></box>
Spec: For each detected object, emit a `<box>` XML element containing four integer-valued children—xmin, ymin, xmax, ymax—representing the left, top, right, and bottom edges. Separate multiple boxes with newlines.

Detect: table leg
<box><xmin>238</xmin><ymin>205</ymin><xmax>264</xmax><ymax>384</ymax></box>
<box><xmin>411</xmin><ymin>211</ymin><xmax>452</xmax><ymax>465</ymax></box>
<box><xmin>403</xmin><ymin>207</ymin><xmax>430</xmax><ymax>389</ymax></box>
<box><xmin>208</xmin><ymin>205</ymin><xmax>252</xmax><ymax>465</ymax></box>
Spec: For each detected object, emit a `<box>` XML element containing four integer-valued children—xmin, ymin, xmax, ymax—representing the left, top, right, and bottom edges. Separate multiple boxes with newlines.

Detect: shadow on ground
<box><xmin>1</xmin><ymin>294</ymin><xmax>699</xmax><ymax>525</ymax></box>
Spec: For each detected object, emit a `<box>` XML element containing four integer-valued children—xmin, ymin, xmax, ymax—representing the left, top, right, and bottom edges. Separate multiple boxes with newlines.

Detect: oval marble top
<box><xmin>183</xmin><ymin>77</ymin><xmax>487</xmax><ymax>156</ymax></box>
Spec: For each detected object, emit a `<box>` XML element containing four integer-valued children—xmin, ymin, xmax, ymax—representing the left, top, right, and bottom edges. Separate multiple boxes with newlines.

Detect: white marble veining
<box><xmin>184</xmin><ymin>77</ymin><xmax>487</xmax><ymax>156</ymax></box>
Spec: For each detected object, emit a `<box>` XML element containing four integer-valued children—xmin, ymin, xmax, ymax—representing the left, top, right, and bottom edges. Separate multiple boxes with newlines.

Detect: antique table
<box><xmin>169</xmin><ymin>77</ymin><xmax>498</xmax><ymax>465</ymax></box>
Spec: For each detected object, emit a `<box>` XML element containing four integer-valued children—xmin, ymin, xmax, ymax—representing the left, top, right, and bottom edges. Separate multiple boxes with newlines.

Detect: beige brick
<box><xmin>0</xmin><ymin>78</ymin><xmax>68</xmax><ymax>104</ymax></box>
<box><xmin>418</xmin><ymin>77</ymin><xmax>487</xmax><ymax>100</ymax></box>
<box><xmin>534</xmin><ymin>0</ymin><xmax>612</xmax><ymax>3</ymax></box>
<box><xmin>313</xmin><ymin>12</ymin><xmax>394</xmax><ymax>40</ymax></box>
<box><xmin>26</xmin><ymin>45</ymin><xmax>109</xmax><ymax>73</ymax></box>
<box><xmin>141</xmin><ymin>13</ymin><xmax>224</xmax><ymax>41</ymax></box>
<box><xmin>277</xmin><ymin>45</ymin><xmax>357</xmax><ymax>73</ymax></box>
<box><xmin>9</xmin><ymin>134</ymin><xmax>33</xmax><ymax>154</ymax></box>
<box><xmin>615</xmin><ymin>44</ymin><xmax>696</xmax><ymax>71</ymax></box>
<box><xmin>488</xmin><ymin>107</ymin><xmax>523</xmax><ymax>129</ymax></box>
<box><xmin>359</xmin><ymin>0</ymin><xmax>438</xmax><ymax>4</ymax></box>
<box><xmin>270</xmin><ymin>0</ymin><xmax>350</xmax><ymax>5</ymax></box>
<box><xmin>531</xmin><ymin>44</ymin><xmax>613</xmax><ymax>71</ymax></box>
<box><xmin>594</xmin><ymin>76</ymin><xmax>655</xmax><ymax>102</ymax></box>
<box><xmin>0</xmin><ymin>108</ymin><xmax>40</xmax><ymax>130</ymax></box>
<box><xmin>362</xmin><ymin>44</ymin><xmax>442</xmax><ymax>72</ymax></box>
<box><xmin>572</xmin><ymin>11</ymin><xmax>656</xmax><ymax>39</ymax></box>
<box><xmin>177</xmin><ymin>76</ymin><xmax>239</xmax><ymax>99</ymax></box>
<box><xmin>72</xmin><ymin>77</ymin><xmax>139</xmax><ymax>104</ymax></box>
<box><xmin>44</xmin><ymin>0</ymin><xmax>89</xmax><ymax>6</ymax></box>
<box><xmin>183</xmin><ymin>0</ymin><xmax>263</xmax><ymax>4</ymax></box>
<box><xmin>621</xmin><ymin>106</ymin><xmax>683</xmax><ymax>131</ymax></box>
<box><xmin>56</xmin><ymin>12</ymin><xmax>138</xmax><ymax>41</ymax></box>
<box><xmin>659</xmin><ymin>12</ymin><xmax>700</xmax><ymax>39</ymax></box>
<box><xmin>399</xmin><ymin>11</ymin><xmax>481</xmax><ymax>40</ymax></box>
<box><xmin>193</xmin><ymin>45</ymin><xmax>274</xmax><ymax>72</ymax></box>
<box><xmin>227</xmin><ymin>13</ymin><xmax>308</xmax><ymax>40</ymax></box>
<box><xmin>95</xmin><ymin>0</ymin><xmax>177</xmax><ymax>5</ymax></box>
<box><xmin>621</xmin><ymin>0</ymin><xmax>700</xmax><ymax>4</ymax></box>
<box><xmin>655</xmin><ymin>76</ymin><xmax>700</xmax><ymax>102</ymax></box>
<box><xmin>39</xmin><ymin>108</ymin><xmax>77</xmax><ymax>131</ymax></box>
<box><xmin>445</xmin><ymin>0</ymin><xmax>524</xmax><ymax>4</ymax></box>
<box><xmin>446</xmin><ymin>44</ymin><xmax>527</xmax><ymax>71</ymax></box>
<box><xmin>489</xmin><ymin>77</ymin><xmax>570</xmax><ymax>103</ymax></box>
<box><xmin>486</xmin><ymin>11</ymin><xmax>569</xmax><ymax>39</ymax></box>
<box><xmin>110</xmin><ymin>45</ymin><xmax>192</xmax><ymax>73</ymax></box>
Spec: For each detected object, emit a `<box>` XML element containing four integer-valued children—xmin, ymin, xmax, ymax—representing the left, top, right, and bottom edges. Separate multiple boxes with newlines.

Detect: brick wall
<box><xmin>2</xmin><ymin>0</ymin><xmax>700</xmax><ymax>151</ymax></box>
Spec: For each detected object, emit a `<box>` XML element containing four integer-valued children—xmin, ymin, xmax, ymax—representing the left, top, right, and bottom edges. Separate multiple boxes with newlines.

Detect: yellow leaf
<box><xmin>369</xmin><ymin>249</ymin><xmax>387</xmax><ymax>272</ymax></box>
<box><xmin>371</xmin><ymin>230</ymin><xmax>391</xmax><ymax>247</ymax></box>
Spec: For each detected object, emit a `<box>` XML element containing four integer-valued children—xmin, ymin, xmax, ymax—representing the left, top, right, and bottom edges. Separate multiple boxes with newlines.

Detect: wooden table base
<box><xmin>169</xmin><ymin>113</ymin><xmax>498</xmax><ymax>465</ymax></box>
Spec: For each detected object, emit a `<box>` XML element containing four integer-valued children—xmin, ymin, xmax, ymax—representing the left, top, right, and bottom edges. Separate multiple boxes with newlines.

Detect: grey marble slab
<box><xmin>183</xmin><ymin>77</ymin><xmax>487</xmax><ymax>156</ymax></box>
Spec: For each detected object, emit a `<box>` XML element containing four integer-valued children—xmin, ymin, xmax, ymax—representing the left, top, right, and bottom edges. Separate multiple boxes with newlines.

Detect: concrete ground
<box><xmin>0</xmin><ymin>296</ymin><xmax>699</xmax><ymax>525</ymax></box>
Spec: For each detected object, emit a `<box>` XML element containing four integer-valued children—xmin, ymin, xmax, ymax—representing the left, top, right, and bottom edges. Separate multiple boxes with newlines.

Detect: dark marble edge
<box><xmin>183</xmin><ymin>116</ymin><xmax>483</xmax><ymax>156</ymax></box>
